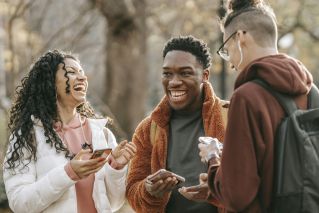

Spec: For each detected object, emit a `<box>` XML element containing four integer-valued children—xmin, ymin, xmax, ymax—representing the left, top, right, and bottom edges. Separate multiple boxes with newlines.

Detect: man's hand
<box><xmin>70</xmin><ymin>149</ymin><xmax>107</xmax><ymax>179</ymax></box>
<box><xmin>109</xmin><ymin>140</ymin><xmax>137</xmax><ymax>169</ymax></box>
<box><xmin>178</xmin><ymin>173</ymin><xmax>209</xmax><ymax>202</ymax></box>
<box><xmin>144</xmin><ymin>173</ymin><xmax>178</xmax><ymax>198</ymax></box>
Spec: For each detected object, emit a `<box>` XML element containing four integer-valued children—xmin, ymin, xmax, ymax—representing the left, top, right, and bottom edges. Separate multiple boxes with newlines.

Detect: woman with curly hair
<box><xmin>3</xmin><ymin>50</ymin><xmax>136</xmax><ymax>213</ymax></box>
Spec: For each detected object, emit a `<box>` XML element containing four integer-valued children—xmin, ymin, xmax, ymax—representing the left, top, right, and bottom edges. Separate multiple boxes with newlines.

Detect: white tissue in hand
<box><xmin>198</xmin><ymin>136</ymin><xmax>223</xmax><ymax>155</ymax></box>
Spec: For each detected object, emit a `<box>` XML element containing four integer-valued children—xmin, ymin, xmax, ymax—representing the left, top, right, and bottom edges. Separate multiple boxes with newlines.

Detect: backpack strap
<box><xmin>308</xmin><ymin>84</ymin><xmax>319</xmax><ymax>108</ymax></box>
<box><xmin>220</xmin><ymin>100</ymin><xmax>229</xmax><ymax>127</ymax></box>
<box><xmin>150</xmin><ymin>120</ymin><xmax>158</xmax><ymax>146</ymax></box>
<box><xmin>252</xmin><ymin>79</ymin><xmax>297</xmax><ymax>115</ymax></box>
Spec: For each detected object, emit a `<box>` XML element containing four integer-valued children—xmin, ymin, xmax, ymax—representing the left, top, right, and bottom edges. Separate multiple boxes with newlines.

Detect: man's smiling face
<box><xmin>162</xmin><ymin>50</ymin><xmax>209</xmax><ymax>113</ymax></box>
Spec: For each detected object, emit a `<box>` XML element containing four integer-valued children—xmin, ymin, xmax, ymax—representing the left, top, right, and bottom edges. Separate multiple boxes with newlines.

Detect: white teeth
<box><xmin>74</xmin><ymin>85</ymin><xmax>85</xmax><ymax>91</ymax></box>
<box><xmin>171</xmin><ymin>91</ymin><xmax>186</xmax><ymax>97</ymax></box>
<box><xmin>170</xmin><ymin>91</ymin><xmax>186</xmax><ymax>102</ymax></box>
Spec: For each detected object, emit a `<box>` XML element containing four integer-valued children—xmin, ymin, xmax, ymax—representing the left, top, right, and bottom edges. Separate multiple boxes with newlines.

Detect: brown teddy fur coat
<box><xmin>126</xmin><ymin>82</ymin><xmax>227</xmax><ymax>213</ymax></box>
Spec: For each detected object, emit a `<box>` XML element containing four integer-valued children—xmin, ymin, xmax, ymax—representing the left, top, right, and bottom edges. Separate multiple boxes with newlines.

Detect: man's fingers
<box><xmin>179</xmin><ymin>185</ymin><xmax>209</xmax><ymax>202</ymax></box>
<box><xmin>151</xmin><ymin>179</ymin><xmax>166</xmax><ymax>191</ymax></box>
<box><xmin>178</xmin><ymin>187</ymin><xmax>199</xmax><ymax>200</ymax></box>
<box><xmin>150</xmin><ymin>177</ymin><xmax>177</xmax><ymax>195</ymax></box>
<box><xmin>161</xmin><ymin>177</ymin><xmax>178</xmax><ymax>191</ymax></box>
<box><xmin>199</xmin><ymin>173</ymin><xmax>208</xmax><ymax>183</ymax></box>
<box><xmin>181</xmin><ymin>185</ymin><xmax>202</xmax><ymax>193</ymax></box>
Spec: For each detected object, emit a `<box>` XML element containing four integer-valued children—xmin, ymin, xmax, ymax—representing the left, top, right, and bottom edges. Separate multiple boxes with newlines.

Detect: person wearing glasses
<box><xmin>3</xmin><ymin>50</ymin><xmax>137</xmax><ymax>213</ymax></box>
<box><xmin>126</xmin><ymin>35</ymin><xmax>228</xmax><ymax>213</ymax></box>
<box><xmin>180</xmin><ymin>0</ymin><xmax>316</xmax><ymax>212</ymax></box>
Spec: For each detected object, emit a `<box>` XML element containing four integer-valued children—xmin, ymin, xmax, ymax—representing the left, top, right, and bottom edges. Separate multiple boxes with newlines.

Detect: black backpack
<box><xmin>253</xmin><ymin>79</ymin><xmax>319</xmax><ymax>213</ymax></box>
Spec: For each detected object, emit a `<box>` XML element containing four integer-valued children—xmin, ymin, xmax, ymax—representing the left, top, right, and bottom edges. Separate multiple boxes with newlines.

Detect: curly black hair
<box><xmin>162</xmin><ymin>35</ymin><xmax>212</xmax><ymax>69</ymax></box>
<box><xmin>5</xmin><ymin>50</ymin><xmax>97</xmax><ymax>170</ymax></box>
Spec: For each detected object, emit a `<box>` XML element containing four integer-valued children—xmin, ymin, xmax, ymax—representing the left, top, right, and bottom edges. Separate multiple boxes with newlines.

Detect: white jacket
<box><xmin>3</xmin><ymin>118</ymin><xmax>127</xmax><ymax>213</ymax></box>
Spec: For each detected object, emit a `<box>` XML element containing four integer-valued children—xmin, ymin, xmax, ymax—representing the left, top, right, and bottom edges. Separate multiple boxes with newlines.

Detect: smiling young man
<box><xmin>126</xmin><ymin>36</ymin><xmax>227</xmax><ymax>213</ymax></box>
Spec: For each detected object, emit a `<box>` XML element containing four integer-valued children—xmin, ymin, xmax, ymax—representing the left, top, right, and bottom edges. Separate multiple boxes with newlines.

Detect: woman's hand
<box><xmin>108</xmin><ymin>140</ymin><xmax>137</xmax><ymax>170</ymax></box>
<box><xmin>70</xmin><ymin>149</ymin><xmax>107</xmax><ymax>179</ymax></box>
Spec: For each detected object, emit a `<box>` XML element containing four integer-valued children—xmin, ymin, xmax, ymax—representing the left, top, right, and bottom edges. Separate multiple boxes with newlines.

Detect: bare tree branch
<box><xmin>299</xmin><ymin>23</ymin><xmax>319</xmax><ymax>41</ymax></box>
<box><xmin>92</xmin><ymin>0</ymin><xmax>135</xmax><ymax>20</ymax></box>
<box><xmin>33</xmin><ymin>0</ymin><xmax>54</xmax><ymax>33</ymax></box>
<box><xmin>66</xmin><ymin>13</ymin><xmax>99</xmax><ymax>50</ymax></box>
<box><xmin>6</xmin><ymin>0</ymin><xmax>35</xmax><ymax>96</ymax></box>
<box><xmin>37</xmin><ymin>3</ymin><xmax>94</xmax><ymax>54</ymax></box>
<box><xmin>277</xmin><ymin>0</ymin><xmax>319</xmax><ymax>42</ymax></box>
<box><xmin>277</xmin><ymin>1</ymin><xmax>303</xmax><ymax>40</ymax></box>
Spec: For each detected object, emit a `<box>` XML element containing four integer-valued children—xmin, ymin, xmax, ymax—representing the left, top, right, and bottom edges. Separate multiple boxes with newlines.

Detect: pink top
<box><xmin>55</xmin><ymin>114</ymin><xmax>97</xmax><ymax>213</ymax></box>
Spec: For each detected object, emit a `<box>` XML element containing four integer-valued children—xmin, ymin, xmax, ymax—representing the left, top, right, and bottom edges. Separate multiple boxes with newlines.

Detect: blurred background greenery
<box><xmin>0</xmin><ymin>0</ymin><xmax>318</xmax><ymax>210</ymax></box>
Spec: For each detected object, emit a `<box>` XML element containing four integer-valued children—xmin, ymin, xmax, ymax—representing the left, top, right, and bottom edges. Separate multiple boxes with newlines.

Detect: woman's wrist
<box><xmin>108</xmin><ymin>153</ymin><xmax>126</xmax><ymax>170</ymax></box>
<box><xmin>64</xmin><ymin>162</ymin><xmax>81</xmax><ymax>181</ymax></box>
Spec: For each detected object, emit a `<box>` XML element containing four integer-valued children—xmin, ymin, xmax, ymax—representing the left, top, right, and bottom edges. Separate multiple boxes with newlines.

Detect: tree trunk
<box><xmin>94</xmin><ymin>0</ymin><xmax>147</xmax><ymax>137</ymax></box>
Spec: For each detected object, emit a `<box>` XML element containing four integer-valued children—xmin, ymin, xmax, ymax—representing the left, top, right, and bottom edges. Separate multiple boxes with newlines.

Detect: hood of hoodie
<box><xmin>235</xmin><ymin>54</ymin><xmax>313</xmax><ymax>96</ymax></box>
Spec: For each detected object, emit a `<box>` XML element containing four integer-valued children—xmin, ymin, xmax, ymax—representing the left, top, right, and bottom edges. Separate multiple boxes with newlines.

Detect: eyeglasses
<box><xmin>216</xmin><ymin>31</ymin><xmax>237</xmax><ymax>61</ymax></box>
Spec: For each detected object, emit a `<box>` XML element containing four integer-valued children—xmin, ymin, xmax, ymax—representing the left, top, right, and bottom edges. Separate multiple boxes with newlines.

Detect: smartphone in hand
<box><xmin>148</xmin><ymin>169</ymin><xmax>185</xmax><ymax>184</ymax></box>
<box><xmin>90</xmin><ymin>148</ymin><xmax>112</xmax><ymax>159</ymax></box>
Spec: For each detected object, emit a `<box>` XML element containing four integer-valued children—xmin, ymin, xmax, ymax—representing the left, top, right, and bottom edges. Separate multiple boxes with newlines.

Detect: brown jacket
<box><xmin>207</xmin><ymin>54</ymin><xmax>313</xmax><ymax>213</ymax></box>
<box><xmin>126</xmin><ymin>82</ymin><xmax>226</xmax><ymax>213</ymax></box>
